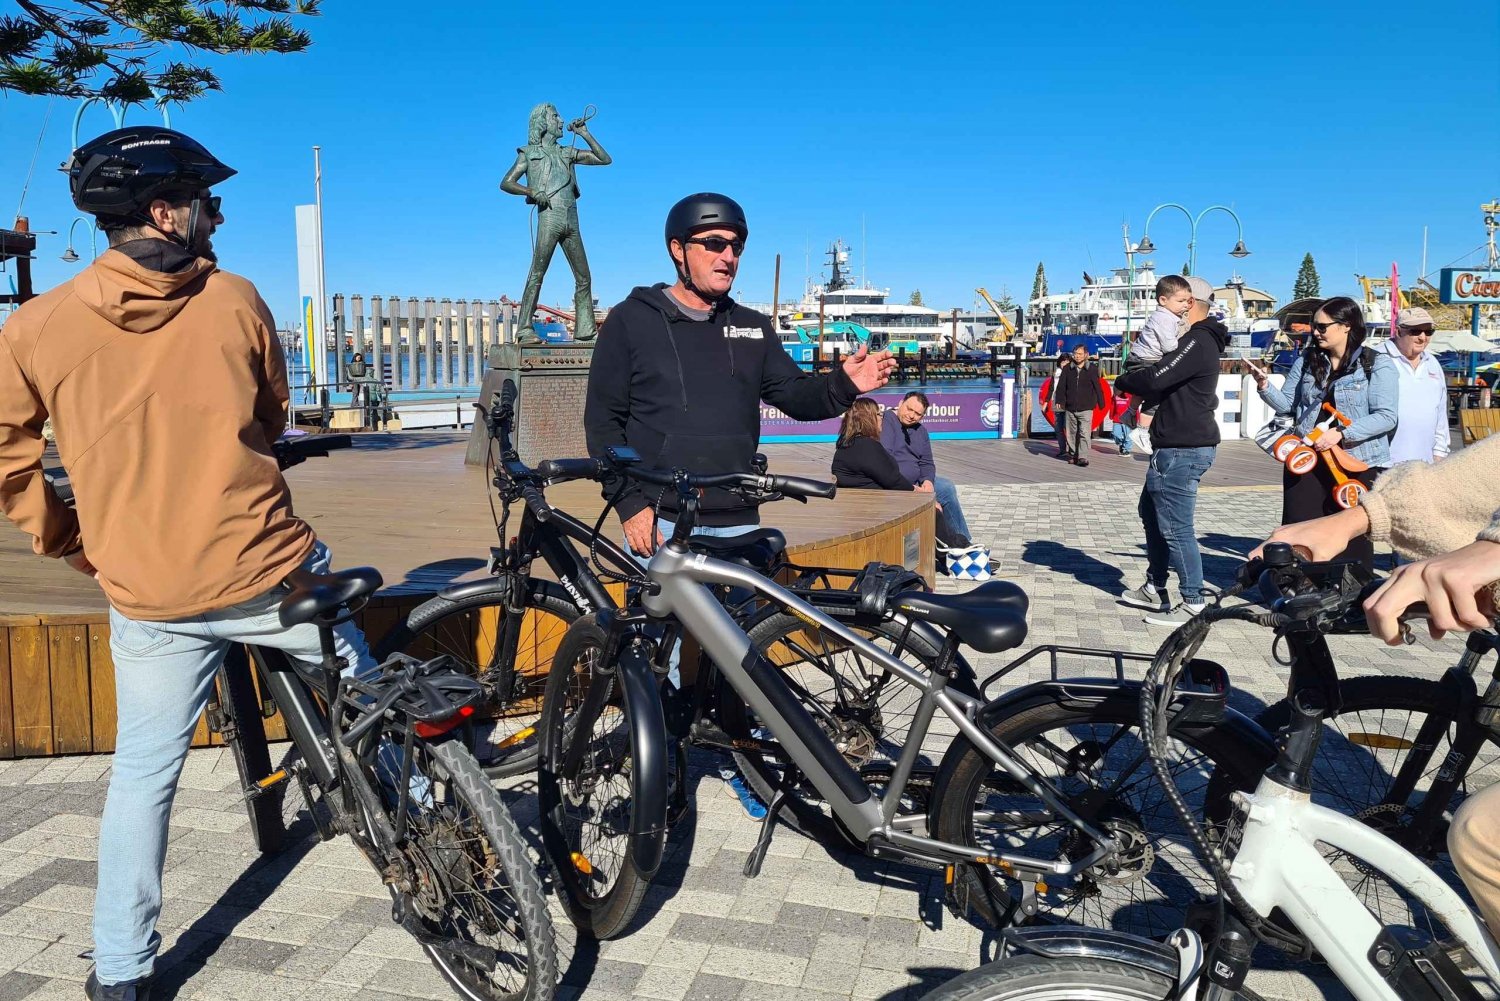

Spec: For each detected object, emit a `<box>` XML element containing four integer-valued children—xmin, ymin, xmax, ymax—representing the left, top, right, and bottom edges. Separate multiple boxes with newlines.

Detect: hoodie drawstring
<box><xmin>660</xmin><ymin>314</ymin><xmax>690</xmax><ymax>411</ymax></box>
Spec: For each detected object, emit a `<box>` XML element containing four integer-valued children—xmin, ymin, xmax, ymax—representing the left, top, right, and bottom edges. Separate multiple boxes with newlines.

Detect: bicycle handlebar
<box><xmin>1238</xmin><ymin>543</ymin><xmax>1442</xmax><ymax>639</ymax></box>
<box><xmin>536</xmin><ymin>456</ymin><xmax>837</xmax><ymax>502</ymax></box>
<box><xmin>274</xmin><ymin>434</ymin><xmax>352</xmax><ymax>471</ymax></box>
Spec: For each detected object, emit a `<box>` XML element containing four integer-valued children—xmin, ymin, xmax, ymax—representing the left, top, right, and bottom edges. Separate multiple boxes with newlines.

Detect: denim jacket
<box><xmin>1260</xmin><ymin>348</ymin><xmax>1399</xmax><ymax>468</ymax></box>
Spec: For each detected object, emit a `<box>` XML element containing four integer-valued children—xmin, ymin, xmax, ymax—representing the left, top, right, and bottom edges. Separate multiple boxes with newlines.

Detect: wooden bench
<box><xmin>1460</xmin><ymin>408</ymin><xmax>1500</xmax><ymax>445</ymax></box>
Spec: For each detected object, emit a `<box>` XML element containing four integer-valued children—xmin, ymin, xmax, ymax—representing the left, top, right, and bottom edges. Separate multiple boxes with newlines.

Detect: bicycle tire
<box><xmin>918</xmin><ymin>955</ymin><xmax>1263</xmax><ymax>1001</ymax></box>
<box><xmin>1207</xmin><ymin>674</ymin><xmax>1500</xmax><ymax>933</ymax></box>
<box><xmin>215</xmin><ymin>654</ymin><xmax>285</xmax><ymax>854</ymax></box>
<box><xmin>536</xmin><ymin>615</ymin><xmax>651</xmax><ymax>940</ymax></box>
<box><xmin>928</xmin><ymin>694</ymin><xmax>1265</xmax><ymax>939</ymax></box>
<box><xmin>373</xmin><ymin>737</ymin><xmax>557</xmax><ymax>1000</ymax></box>
<box><xmin>718</xmin><ymin>611</ymin><xmax>956</xmax><ymax>837</ymax></box>
<box><xmin>376</xmin><ymin>583</ymin><xmax>580</xmax><ymax>778</ymax></box>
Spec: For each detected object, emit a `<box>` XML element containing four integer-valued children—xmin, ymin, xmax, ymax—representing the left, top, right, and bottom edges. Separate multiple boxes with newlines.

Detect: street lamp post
<box><xmin>1135</xmin><ymin>202</ymin><xmax>1250</xmax><ymax>277</ymax></box>
<box><xmin>71</xmin><ymin>97</ymin><xmax>171</xmax><ymax>149</ymax></box>
<box><xmin>61</xmin><ymin>217</ymin><xmax>99</xmax><ymax>264</ymax></box>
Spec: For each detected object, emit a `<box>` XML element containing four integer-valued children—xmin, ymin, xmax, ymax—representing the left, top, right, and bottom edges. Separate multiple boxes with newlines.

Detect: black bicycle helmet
<box><xmin>664</xmin><ymin>192</ymin><xmax>748</xmax><ymax>247</ymax></box>
<box><xmin>66</xmin><ymin>126</ymin><xmax>236</xmax><ymax>222</ymax></box>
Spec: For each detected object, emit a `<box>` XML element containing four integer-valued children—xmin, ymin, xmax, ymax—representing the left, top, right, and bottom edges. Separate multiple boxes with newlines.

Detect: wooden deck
<box><xmin>0</xmin><ymin>434</ymin><xmax>935</xmax><ymax>757</ymax></box>
<box><xmin>765</xmin><ymin>436</ymin><xmax>1287</xmax><ymax>490</ymax></box>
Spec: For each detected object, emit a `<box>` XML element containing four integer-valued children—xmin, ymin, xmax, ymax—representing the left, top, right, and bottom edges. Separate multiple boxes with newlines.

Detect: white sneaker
<box><xmin>1129</xmin><ymin>427</ymin><xmax>1154</xmax><ymax>455</ymax></box>
<box><xmin>1145</xmin><ymin>602</ymin><xmax>1206</xmax><ymax>626</ymax></box>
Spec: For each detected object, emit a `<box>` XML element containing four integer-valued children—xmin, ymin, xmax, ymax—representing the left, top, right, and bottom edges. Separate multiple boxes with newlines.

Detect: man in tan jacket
<box><xmin>0</xmin><ymin>127</ymin><xmax>372</xmax><ymax>1001</ymax></box>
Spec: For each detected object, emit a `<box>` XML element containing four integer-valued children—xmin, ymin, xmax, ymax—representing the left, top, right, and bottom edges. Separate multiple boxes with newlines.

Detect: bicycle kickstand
<box><xmin>743</xmin><ymin>769</ymin><xmax>803</xmax><ymax>879</ymax></box>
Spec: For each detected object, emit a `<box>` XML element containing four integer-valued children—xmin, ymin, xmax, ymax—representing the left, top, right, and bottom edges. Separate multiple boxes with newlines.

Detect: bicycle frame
<box><xmin>638</xmin><ymin>540</ymin><xmax>1121</xmax><ymax>878</ymax></box>
<box><xmin>1225</xmin><ymin>775</ymin><xmax>1500</xmax><ymax>999</ymax></box>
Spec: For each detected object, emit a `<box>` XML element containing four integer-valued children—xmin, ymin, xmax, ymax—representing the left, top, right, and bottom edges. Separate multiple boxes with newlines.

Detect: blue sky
<box><xmin>3</xmin><ymin>0</ymin><xmax>1497</xmax><ymax>328</ymax></box>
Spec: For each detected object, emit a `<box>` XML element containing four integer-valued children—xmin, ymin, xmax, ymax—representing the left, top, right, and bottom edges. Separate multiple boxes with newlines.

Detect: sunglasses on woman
<box><xmin>1311</xmin><ymin>320</ymin><xmax>1345</xmax><ymax>334</ymax></box>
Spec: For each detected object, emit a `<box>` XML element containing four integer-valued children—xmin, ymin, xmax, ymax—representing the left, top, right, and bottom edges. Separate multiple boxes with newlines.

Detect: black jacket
<box><xmin>832</xmin><ymin>436</ymin><xmax>912</xmax><ymax>491</ymax></box>
<box><xmin>1053</xmin><ymin>361</ymin><xmax>1104</xmax><ymax>411</ymax></box>
<box><xmin>1115</xmin><ymin>318</ymin><xmax>1230</xmax><ymax>449</ymax></box>
<box><xmin>584</xmin><ymin>284</ymin><xmax>859</xmax><ymax>526</ymax></box>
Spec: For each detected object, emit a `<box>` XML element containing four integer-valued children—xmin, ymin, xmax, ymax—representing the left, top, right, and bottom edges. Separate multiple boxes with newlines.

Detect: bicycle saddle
<box><xmin>891</xmin><ymin>580</ymin><xmax>1029</xmax><ymax>653</ymax></box>
<box><xmin>279</xmin><ymin>567</ymin><xmax>384</xmax><ymax>627</ymax></box>
<box><xmin>687</xmin><ymin>528</ymin><xmax>787</xmax><ymax>570</ymax></box>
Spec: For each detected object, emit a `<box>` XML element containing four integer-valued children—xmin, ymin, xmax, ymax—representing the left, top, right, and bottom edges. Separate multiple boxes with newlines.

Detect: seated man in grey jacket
<box><xmin>879</xmin><ymin>391</ymin><xmax>972</xmax><ymax>546</ymax></box>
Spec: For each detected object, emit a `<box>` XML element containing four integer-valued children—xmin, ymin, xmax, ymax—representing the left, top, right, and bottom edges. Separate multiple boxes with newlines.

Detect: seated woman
<box><xmin>832</xmin><ymin>398</ymin><xmax>970</xmax><ymax>548</ymax></box>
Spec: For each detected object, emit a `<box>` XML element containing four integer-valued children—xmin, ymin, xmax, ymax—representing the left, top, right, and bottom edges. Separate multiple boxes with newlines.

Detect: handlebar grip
<box><xmin>498</xmin><ymin>378</ymin><xmax>519</xmax><ymax>413</ymax></box>
<box><xmin>767</xmin><ymin>474</ymin><xmax>837</xmax><ymax>500</ymax></box>
<box><xmin>520</xmin><ymin>484</ymin><xmax>551</xmax><ymax>522</ymax></box>
<box><xmin>536</xmin><ymin>457</ymin><xmax>605</xmax><ymax>482</ymax></box>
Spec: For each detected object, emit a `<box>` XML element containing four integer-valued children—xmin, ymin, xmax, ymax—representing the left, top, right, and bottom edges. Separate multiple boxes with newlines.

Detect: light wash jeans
<box><xmin>930</xmin><ymin>476</ymin><xmax>971</xmax><ymax>544</ymax></box>
<box><xmin>1138</xmin><ymin>446</ymin><xmax>1217</xmax><ymax>604</ymax></box>
<box><xmin>94</xmin><ymin>541</ymin><xmax>375</xmax><ymax>986</ymax></box>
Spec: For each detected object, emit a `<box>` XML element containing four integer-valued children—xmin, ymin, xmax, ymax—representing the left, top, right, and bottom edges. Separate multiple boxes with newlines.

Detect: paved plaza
<box><xmin>0</xmin><ymin>449</ymin><xmax>1472</xmax><ymax>1001</ymax></box>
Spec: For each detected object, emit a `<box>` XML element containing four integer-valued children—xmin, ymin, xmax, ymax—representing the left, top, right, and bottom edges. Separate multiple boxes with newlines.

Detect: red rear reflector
<box><xmin>414</xmin><ymin>703</ymin><xmax>476</xmax><ymax>739</ymax></box>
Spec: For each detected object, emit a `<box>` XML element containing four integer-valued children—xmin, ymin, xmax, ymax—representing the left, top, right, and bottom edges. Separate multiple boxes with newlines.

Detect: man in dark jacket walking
<box><xmin>1053</xmin><ymin>343</ymin><xmax>1105</xmax><ymax>466</ymax></box>
<box><xmin>1114</xmin><ymin>276</ymin><xmax>1228</xmax><ymax>625</ymax></box>
<box><xmin>585</xmin><ymin>192</ymin><xmax>895</xmax><ymax>554</ymax></box>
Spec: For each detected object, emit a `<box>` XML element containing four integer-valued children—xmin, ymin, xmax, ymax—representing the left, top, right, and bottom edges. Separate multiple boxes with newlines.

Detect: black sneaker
<box><xmin>87</xmin><ymin>971</ymin><xmax>153</xmax><ymax>1001</ymax></box>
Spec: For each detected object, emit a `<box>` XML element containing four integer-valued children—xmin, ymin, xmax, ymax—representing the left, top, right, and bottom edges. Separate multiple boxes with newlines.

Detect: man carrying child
<box><xmin>1122</xmin><ymin>275</ymin><xmax>1194</xmax><ymax>455</ymax></box>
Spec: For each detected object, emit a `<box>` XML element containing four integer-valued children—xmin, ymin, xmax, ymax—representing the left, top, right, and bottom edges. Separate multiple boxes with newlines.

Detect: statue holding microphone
<box><xmin>500</xmin><ymin>102</ymin><xmax>612</xmax><ymax>343</ymax></box>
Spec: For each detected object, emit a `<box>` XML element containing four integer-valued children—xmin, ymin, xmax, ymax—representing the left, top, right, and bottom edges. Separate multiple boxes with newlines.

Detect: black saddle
<box><xmin>278</xmin><ymin>567</ymin><xmax>384</xmax><ymax>627</ymax></box>
<box><xmin>891</xmin><ymin>580</ymin><xmax>1029</xmax><ymax>654</ymax></box>
<box><xmin>687</xmin><ymin>528</ymin><xmax>787</xmax><ymax>571</ymax></box>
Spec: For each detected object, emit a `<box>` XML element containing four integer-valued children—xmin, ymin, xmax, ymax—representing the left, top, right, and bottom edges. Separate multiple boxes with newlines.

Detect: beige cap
<box><xmin>1186</xmin><ymin>276</ymin><xmax>1215</xmax><ymax>302</ymax></box>
<box><xmin>1398</xmin><ymin>306</ymin><xmax>1435</xmax><ymax>329</ymax></box>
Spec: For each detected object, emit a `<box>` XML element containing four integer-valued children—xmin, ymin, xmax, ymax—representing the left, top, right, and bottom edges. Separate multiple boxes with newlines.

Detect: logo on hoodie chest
<box><xmin>725</xmin><ymin>326</ymin><xmax>762</xmax><ymax>339</ymax></box>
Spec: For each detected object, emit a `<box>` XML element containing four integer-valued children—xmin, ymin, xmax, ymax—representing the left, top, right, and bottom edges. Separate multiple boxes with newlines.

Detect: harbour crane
<box><xmin>975</xmin><ymin>287</ymin><xmax>1018</xmax><ymax>339</ymax></box>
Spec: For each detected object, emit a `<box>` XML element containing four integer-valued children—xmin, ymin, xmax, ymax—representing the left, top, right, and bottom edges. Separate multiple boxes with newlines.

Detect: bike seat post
<box><xmin>1269</xmin><ymin>688</ymin><xmax>1326</xmax><ymax>792</ymax></box>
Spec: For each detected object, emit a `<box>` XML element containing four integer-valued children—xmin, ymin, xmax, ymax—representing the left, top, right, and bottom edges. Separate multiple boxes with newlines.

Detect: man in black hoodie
<box><xmin>585</xmin><ymin>193</ymin><xmax>896</xmax><ymax>555</ymax></box>
<box><xmin>1114</xmin><ymin>276</ymin><xmax>1229</xmax><ymax>626</ymax></box>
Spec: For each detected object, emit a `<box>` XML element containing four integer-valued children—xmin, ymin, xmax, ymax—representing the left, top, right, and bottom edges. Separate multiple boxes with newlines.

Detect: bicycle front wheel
<box><xmin>536</xmin><ymin>615</ymin><xmax>653</xmax><ymax>940</ymax></box>
<box><xmin>377</xmin><ymin>582</ymin><xmax>580</xmax><ymax>777</ymax></box>
<box><xmin>374</xmin><ymin>737</ymin><xmax>557</xmax><ymax>1000</ymax></box>
<box><xmin>919</xmin><ymin>956</ymin><xmax>1263</xmax><ymax>1001</ymax></box>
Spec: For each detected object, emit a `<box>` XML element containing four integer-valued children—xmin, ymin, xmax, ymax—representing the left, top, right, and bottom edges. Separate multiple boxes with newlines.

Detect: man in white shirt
<box><xmin>1381</xmin><ymin>306</ymin><xmax>1450</xmax><ymax>465</ymax></box>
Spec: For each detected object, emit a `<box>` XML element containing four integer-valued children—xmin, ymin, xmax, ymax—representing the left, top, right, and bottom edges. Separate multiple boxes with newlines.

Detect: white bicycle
<box><xmin>924</xmin><ymin>543</ymin><xmax>1500</xmax><ymax>1001</ymax></box>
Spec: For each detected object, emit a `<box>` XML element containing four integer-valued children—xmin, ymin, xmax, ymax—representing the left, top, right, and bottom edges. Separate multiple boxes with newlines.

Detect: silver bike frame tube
<box><xmin>643</xmin><ymin>543</ymin><xmax>1119</xmax><ymax>872</ymax></box>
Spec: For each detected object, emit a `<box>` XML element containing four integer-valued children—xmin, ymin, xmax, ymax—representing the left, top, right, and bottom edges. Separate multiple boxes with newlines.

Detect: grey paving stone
<box><xmin>190</xmin><ymin>935</ymin><xmax>299</xmax><ymax>973</ymax></box>
<box><xmin>684</xmin><ymin>972</ymin><xmax>748</xmax><ymax>1001</ymax></box>
<box><xmin>0</xmin><ymin>971</ymin><xmax>48</xmax><ymax>1001</ymax></box>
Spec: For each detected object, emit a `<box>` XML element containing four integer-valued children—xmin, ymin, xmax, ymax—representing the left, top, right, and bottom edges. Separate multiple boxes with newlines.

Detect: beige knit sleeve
<box><xmin>1364</xmin><ymin>436</ymin><xmax>1500</xmax><ymax>560</ymax></box>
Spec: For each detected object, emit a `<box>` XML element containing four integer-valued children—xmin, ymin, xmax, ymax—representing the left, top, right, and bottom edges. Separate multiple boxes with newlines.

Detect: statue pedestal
<box><xmin>464</xmin><ymin>342</ymin><xmax>596</xmax><ymax>466</ymax></box>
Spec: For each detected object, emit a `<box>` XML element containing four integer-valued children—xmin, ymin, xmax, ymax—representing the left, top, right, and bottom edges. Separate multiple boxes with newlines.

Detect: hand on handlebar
<box><xmin>622</xmin><ymin>508</ymin><xmax>663</xmax><ymax>557</ymax></box>
<box><xmin>1364</xmin><ymin>540</ymin><xmax>1500</xmax><ymax>646</ymax></box>
<box><xmin>1248</xmin><ymin>507</ymin><xmax>1371</xmax><ymax>564</ymax></box>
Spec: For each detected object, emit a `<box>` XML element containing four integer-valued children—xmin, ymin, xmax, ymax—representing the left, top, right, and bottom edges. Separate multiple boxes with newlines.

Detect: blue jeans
<box><xmin>95</xmin><ymin>541</ymin><xmax>376</xmax><ymax>985</ymax></box>
<box><xmin>1111</xmin><ymin>420</ymin><xmax>1131</xmax><ymax>452</ymax></box>
<box><xmin>1137</xmin><ymin>446</ymin><xmax>1216</xmax><ymax>604</ymax></box>
<box><xmin>930</xmin><ymin>476</ymin><xmax>971</xmax><ymax>544</ymax></box>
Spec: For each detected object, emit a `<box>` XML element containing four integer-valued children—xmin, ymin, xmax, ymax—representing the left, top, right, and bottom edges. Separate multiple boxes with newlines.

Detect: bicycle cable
<box><xmin>1139</xmin><ymin>605</ymin><xmax>1313</xmax><ymax>956</ymax></box>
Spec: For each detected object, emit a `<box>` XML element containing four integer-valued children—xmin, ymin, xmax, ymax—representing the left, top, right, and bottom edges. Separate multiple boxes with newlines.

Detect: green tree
<box><xmin>1030</xmin><ymin>262</ymin><xmax>1047</xmax><ymax>303</ymax></box>
<box><xmin>908</xmin><ymin>289</ymin><xmax>924</xmax><ymax>306</ymax></box>
<box><xmin>1</xmin><ymin>1</ymin><xmax>320</xmax><ymax>104</ymax></box>
<box><xmin>1292</xmin><ymin>253</ymin><xmax>1321</xmax><ymax>300</ymax></box>
<box><xmin>990</xmin><ymin>287</ymin><xmax>1017</xmax><ymax>313</ymax></box>
<box><xmin>1181</xmin><ymin>263</ymin><xmax>1190</xmax><ymax>277</ymax></box>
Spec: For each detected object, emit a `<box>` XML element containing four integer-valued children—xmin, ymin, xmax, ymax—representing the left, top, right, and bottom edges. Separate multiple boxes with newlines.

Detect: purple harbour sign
<box><xmin>760</xmin><ymin>379</ymin><xmax>1020</xmax><ymax>442</ymax></box>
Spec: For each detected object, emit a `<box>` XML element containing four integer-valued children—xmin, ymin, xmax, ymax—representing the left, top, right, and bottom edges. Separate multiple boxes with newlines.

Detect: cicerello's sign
<box><xmin>1439</xmin><ymin>268</ymin><xmax>1500</xmax><ymax>306</ymax></box>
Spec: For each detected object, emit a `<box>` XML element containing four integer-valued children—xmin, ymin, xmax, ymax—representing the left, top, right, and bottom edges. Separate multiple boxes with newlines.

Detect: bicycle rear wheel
<box><xmin>212</xmin><ymin>648</ymin><xmax>285</xmax><ymax>854</ymax></box>
<box><xmin>377</xmin><ymin>583</ymin><xmax>580</xmax><ymax>777</ymax></box>
<box><xmin>928</xmin><ymin>693</ymin><xmax>1266</xmax><ymax>938</ymax></box>
<box><xmin>372</xmin><ymin>737</ymin><xmax>557</xmax><ymax>1000</ymax></box>
<box><xmin>537</xmin><ymin>616</ymin><xmax>652</xmax><ymax>940</ymax></box>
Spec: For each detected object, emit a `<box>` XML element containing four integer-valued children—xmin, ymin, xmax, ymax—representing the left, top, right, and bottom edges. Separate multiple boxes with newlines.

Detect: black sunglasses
<box><xmin>167</xmin><ymin>192</ymin><xmax>221</xmax><ymax>216</ymax></box>
<box><xmin>1311</xmin><ymin>320</ymin><xmax>1345</xmax><ymax>333</ymax></box>
<box><xmin>1400</xmin><ymin>327</ymin><xmax>1434</xmax><ymax>337</ymax></box>
<box><xmin>684</xmin><ymin>235</ymin><xmax>745</xmax><ymax>256</ymax></box>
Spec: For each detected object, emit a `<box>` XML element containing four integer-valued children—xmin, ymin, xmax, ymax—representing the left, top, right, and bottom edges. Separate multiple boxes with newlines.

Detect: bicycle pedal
<box><xmin>246</xmin><ymin>768</ymin><xmax>291</xmax><ymax>801</ymax></box>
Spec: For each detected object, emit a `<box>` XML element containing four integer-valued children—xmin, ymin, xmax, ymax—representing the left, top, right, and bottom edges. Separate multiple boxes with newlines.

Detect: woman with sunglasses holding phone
<box><xmin>1246</xmin><ymin>295</ymin><xmax>1398</xmax><ymax>569</ymax></box>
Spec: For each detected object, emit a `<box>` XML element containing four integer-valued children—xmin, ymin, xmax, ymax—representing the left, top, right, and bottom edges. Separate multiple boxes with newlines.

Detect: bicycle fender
<box><xmin>616</xmin><ymin>644</ymin><xmax>669</xmax><ymax>878</ymax></box>
<box><xmin>435</xmin><ymin>576</ymin><xmax>575</xmax><ymax>610</ymax></box>
<box><xmin>999</xmin><ymin>925</ymin><xmax>1181</xmax><ymax>980</ymax></box>
<box><xmin>935</xmin><ymin>679</ymin><xmax>1278</xmax><ymax>785</ymax></box>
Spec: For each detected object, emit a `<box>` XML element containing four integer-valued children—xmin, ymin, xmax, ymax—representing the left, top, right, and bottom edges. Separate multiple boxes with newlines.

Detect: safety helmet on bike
<box><xmin>664</xmin><ymin>192</ymin><xmax>747</xmax><ymax>249</ymax></box>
